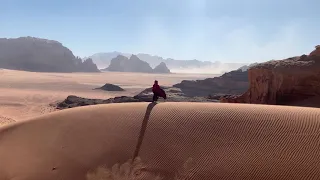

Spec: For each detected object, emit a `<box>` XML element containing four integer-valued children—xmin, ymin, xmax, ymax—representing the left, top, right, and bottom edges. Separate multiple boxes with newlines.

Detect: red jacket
<box><xmin>152</xmin><ymin>84</ymin><xmax>161</xmax><ymax>94</ymax></box>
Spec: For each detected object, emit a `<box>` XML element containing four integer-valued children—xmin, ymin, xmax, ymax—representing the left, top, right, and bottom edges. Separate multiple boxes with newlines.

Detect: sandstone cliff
<box><xmin>0</xmin><ymin>37</ymin><xmax>99</xmax><ymax>72</ymax></box>
<box><xmin>221</xmin><ymin>46</ymin><xmax>320</xmax><ymax>107</ymax></box>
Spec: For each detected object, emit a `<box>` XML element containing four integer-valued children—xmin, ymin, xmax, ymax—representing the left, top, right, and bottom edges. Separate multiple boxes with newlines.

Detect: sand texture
<box><xmin>1</xmin><ymin>102</ymin><xmax>320</xmax><ymax>179</ymax></box>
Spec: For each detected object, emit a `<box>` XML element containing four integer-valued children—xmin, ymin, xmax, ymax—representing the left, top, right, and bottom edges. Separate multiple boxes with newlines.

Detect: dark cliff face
<box><xmin>0</xmin><ymin>37</ymin><xmax>99</xmax><ymax>72</ymax></box>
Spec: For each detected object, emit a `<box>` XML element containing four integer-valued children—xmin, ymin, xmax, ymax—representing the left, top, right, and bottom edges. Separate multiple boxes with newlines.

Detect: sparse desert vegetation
<box><xmin>86</xmin><ymin>157</ymin><xmax>195</xmax><ymax>180</ymax></box>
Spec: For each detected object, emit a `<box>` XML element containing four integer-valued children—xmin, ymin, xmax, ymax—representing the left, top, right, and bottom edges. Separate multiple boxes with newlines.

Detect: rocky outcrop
<box><xmin>94</xmin><ymin>83</ymin><xmax>124</xmax><ymax>91</ymax></box>
<box><xmin>237</xmin><ymin>63</ymin><xmax>258</xmax><ymax>72</ymax></box>
<box><xmin>103</xmin><ymin>55</ymin><xmax>170</xmax><ymax>73</ymax></box>
<box><xmin>77</xmin><ymin>58</ymin><xmax>100</xmax><ymax>72</ymax></box>
<box><xmin>310</xmin><ymin>45</ymin><xmax>320</xmax><ymax>57</ymax></box>
<box><xmin>221</xmin><ymin>46</ymin><xmax>320</xmax><ymax>106</ymax></box>
<box><xmin>126</xmin><ymin>55</ymin><xmax>153</xmax><ymax>73</ymax></box>
<box><xmin>104</xmin><ymin>55</ymin><xmax>128</xmax><ymax>72</ymax></box>
<box><xmin>153</xmin><ymin>62</ymin><xmax>171</xmax><ymax>73</ymax></box>
<box><xmin>57</xmin><ymin>87</ymin><xmax>217</xmax><ymax>109</ymax></box>
<box><xmin>0</xmin><ymin>37</ymin><xmax>99</xmax><ymax>72</ymax></box>
<box><xmin>173</xmin><ymin>69</ymin><xmax>249</xmax><ymax>97</ymax></box>
<box><xmin>104</xmin><ymin>55</ymin><xmax>153</xmax><ymax>73</ymax></box>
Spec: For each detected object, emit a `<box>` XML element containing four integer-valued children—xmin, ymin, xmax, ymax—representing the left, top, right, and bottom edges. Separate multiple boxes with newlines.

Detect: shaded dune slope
<box><xmin>1</xmin><ymin>103</ymin><xmax>320</xmax><ymax>179</ymax></box>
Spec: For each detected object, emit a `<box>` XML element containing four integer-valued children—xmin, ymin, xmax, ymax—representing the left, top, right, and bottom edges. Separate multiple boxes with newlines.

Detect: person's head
<box><xmin>154</xmin><ymin>80</ymin><xmax>158</xmax><ymax>85</ymax></box>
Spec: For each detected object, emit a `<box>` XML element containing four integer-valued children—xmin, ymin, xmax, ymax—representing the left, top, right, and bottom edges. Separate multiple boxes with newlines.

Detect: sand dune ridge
<box><xmin>1</xmin><ymin>102</ymin><xmax>320</xmax><ymax>179</ymax></box>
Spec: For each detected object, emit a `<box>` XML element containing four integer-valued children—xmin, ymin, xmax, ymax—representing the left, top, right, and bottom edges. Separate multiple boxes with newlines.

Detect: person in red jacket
<box><xmin>152</xmin><ymin>80</ymin><xmax>166</xmax><ymax>102</ymax></box>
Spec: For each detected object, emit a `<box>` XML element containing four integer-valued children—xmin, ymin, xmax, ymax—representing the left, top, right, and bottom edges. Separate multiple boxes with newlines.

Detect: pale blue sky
<box><xmin>1</xmin><ymin>0</ymin><xmax>319</xmax><ymax>63</ymax></box>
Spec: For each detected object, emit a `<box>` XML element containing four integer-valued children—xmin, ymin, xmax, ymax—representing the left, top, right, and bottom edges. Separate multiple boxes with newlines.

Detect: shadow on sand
<box><xmin>132</xmin><ymin>102</ymin><xmax>157</xmax><ymax>162</ymax></box>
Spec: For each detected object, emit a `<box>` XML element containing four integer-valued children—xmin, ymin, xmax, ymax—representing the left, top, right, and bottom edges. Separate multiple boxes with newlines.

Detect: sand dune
<box><xmin>1</xmin><ymin>102</ymin><xmax>320</xmax><ymax>179</ymax></box>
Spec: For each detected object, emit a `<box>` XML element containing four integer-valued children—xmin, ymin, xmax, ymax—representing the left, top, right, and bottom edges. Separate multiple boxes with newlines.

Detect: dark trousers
<box><xmin>153</xmin><ymin>93</ymin><xmax>159</xmax><ymax>102</ymax></box>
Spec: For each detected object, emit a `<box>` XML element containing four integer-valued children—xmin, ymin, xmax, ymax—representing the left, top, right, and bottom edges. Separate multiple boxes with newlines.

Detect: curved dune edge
<box><xmin>1</xmin><ymin>102</ymin><xmax>320</xmax><ymax>180</ymax></box>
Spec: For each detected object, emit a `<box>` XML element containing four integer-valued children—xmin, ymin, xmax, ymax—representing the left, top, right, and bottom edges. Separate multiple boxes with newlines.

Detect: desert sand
<box><xmin>0</xmin><ymin>69</ymin><xmax>213</xmax><ymax>126</ymax></box>
<box><xmin>1</xmin><ymin>102</ymin><xmax>320</xmax><ymax>179</ymax></box>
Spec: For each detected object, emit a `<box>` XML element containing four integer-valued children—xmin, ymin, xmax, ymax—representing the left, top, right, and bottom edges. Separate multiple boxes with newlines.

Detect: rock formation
<box><xmin>57</xmin><ymin>87</ymin><xmax>217</xmax><ymax>109</ymax></box>
<box><xmin>153</xmin><ymin>62</ymin><xmax>171</xmax><ymax>73</ymax></box>
<box><xmin>237</xmin><ymin>63</ymin><xmax>258</xmax><ymax>72</ymax></box>
<box><xmin>104</xmin><ymin>55</ymin><xmax>128</xmax><ymax>72</ymax></box>
<box><xmin>88</xmin><ymin>52</ymin><xmax>214</xmax><ymax>69</ymax></box>
<box><xmin>0</xmin><ymin>37</ymin><xmax>99</xmax><ymax>72</ymax></box>
<box><xmin>173</xmin><ymin>69</ymin><xmax>249</xmax><ymax>97</ymax></box>
<box><xmin>309</xmin><ymin>45</ymin><xmax>320</xmax><ymax>57</ymax></box>
<box><xmin>94</xmin><ymin>83</ymin><xmax>124</xmax><ymax>91</ymax></box>
<box><xmin>103</xmin><ymin>54</ymin><xmax>170</xmax><ymax>73</ymax></box>
<box><xmin>126</xmin><ymin>55</ymin><xmax>153</xmax><ymax>73</ymax></box>
<box><xmin>76</xmin><ymin>58</ymin><xmax>100</xmax><ymax>72</ymax></box>
<box><xmin>221</xmin><ymin>46</ymin><xmax>320</xmax><ymax>107</ymax></box>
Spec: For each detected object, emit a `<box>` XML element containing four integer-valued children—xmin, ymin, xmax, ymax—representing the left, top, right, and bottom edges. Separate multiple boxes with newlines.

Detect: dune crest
<box><xmin>1</xmin><ymin>102</ymin><xmax>320</xmax><ymax>179</ymax></box>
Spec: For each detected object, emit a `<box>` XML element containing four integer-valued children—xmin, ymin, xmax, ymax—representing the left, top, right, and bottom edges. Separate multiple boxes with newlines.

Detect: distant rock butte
<box><xmin>103</xmin><ymin>55</ymin><xmax>171</xmax><ymax>73</ymax></box>
<box><xmin>0</xmin><ymin>36</ymin><xmax>99</xmax><ymax>72</ymax></box>
<box><xmin>153</xmin><ymin>62</ymin><xmax>171</xmax><ymax>73</ymax></box>
<box><xmin>221</xmin><ymin>46</ymin><xmax>320</xmax><ymax>108</ymax></box>
<box><xmin>104</xmin><ymin>55</ymin><xmax>128</xmax><ymax>72</ymax></box>
<box><xmin>77</xmin><ymin>58</ymin><xmax>100</xmax><ymax>72</ymax></box>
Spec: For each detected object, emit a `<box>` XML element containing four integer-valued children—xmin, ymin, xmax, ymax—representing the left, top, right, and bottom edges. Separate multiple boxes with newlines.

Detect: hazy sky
<box><xmin>1</xmin><ymin>0</ymin><xmax>319</xmax><ymax>63</ymax></box>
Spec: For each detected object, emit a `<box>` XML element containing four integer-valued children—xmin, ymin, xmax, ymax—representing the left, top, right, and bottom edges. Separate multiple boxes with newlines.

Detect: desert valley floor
<box><xmin>0</xmin><ymin>69</ymin><xmax>214</xmax><ymax>126</ymax></box>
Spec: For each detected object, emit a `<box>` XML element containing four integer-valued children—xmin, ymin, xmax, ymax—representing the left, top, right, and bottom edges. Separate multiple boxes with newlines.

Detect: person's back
<box><xmin>152</xmin><ymin>81</ymin><xmax>161</xmax><ymax>94</ymax></box>
<box><xmin>152</xmin><ymin>80</ymin><xmax>166</xmax><ymax>102</ymax></box>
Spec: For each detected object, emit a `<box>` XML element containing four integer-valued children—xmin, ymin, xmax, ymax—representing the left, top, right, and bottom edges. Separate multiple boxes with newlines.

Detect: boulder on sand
<box><xmin>94</xmin><ymin>83</ymin><xmax>124</xmax><ymax>91</ymax></box>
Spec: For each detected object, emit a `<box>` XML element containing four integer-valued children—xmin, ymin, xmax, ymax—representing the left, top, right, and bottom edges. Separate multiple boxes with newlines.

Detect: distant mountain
<box><xmin>85</xmin><ymin>52</ymin><xmax>131</xmax><ymax>69</ymax></box>
<box><xmin>0</xmin><ymin>37</ymin><xmax>99</xmax><ymax>72</ymax></box>
<box><xmin>87</xmin><ymin>52</ymin><xmax>248</xmax><ymax>74</ymax></box>
<box><xmin>87</xmin><ymin>52</ymin><xmax>213</xmax><ymax>69</ymax></box>
<box><xmin>103</xmin><ymin>55</ymin><xmax>171</xmax><ymax>73</ymax></box>
<box><xmin>153</xmin><ymin>62</ymin><xmax>171</xmax><ymax>74</ymax></box>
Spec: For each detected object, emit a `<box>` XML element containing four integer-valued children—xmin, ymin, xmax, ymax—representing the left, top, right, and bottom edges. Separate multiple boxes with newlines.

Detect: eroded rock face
<box><xmin>0</xmin><ymin>37</ymin><xmax>99</xmax><ymax>72</ymax></box>
<box><xmin>221</xmin><ymin>47</ymin><xmax>320</xmax><ymax>106</ymax></box>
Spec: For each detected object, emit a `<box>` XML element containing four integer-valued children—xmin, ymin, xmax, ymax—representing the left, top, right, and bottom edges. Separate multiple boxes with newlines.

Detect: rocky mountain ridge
<box><xmin>0</xmin><ymin>37</ymin><xmax>99</xmax><ymax>72</ymax></box>
<box><xmin>103</xmin><ymin>55</ymin><xmax>171</xmax><ymax>73</ymax></box>
<box><xmin>87</xmin><ymin>52</ymin><xmax>246</xmax><ymax>72</ymax></box>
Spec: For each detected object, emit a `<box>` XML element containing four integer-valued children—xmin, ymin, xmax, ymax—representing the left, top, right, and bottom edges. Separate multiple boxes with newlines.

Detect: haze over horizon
<box><xmin>1</xmin><ymin>0</ymin><xmax>319</xmax><ymax>63</ymax></box>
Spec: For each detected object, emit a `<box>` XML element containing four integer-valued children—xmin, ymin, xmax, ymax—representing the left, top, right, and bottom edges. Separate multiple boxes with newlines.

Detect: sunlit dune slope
<box><xmin>1</xmin><ymin>102</ymin><xmax>320</xmax><ymax>180</ymax></box>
